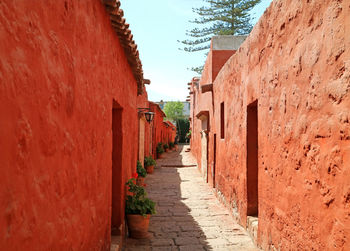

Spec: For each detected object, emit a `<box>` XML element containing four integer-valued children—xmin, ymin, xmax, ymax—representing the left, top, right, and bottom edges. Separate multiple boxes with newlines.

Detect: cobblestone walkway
<box><xmin>124</xmin><ymin>145</ymin><xmax>259</xmax><ymax>251</ymax></box>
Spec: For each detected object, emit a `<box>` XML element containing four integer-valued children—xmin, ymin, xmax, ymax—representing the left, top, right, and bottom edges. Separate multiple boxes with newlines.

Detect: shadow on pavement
<box><xmin>123</xmin><ymin>146</ymin><xmax>258</xmax><ymax>251</ymax></box>
<box><xmin>123</xmin><ymin>145</ymin><xmax>212</xmax><ymax>251</ymax></box>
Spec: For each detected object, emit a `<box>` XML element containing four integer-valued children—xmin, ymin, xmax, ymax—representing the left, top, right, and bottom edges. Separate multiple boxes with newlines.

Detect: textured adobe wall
<box><xmin>210</xmin><ymin>0</ymin><xmax>350</xmax><ymax>250</ymax></box>
<box><xmin>200</xmin><ymin>50</ymin><xmax>214</xmax><ymax>85</ymax></box>
<box><xmin>167</xmin><ymin>122</ymin><xmax>176</xmax><ymax>144</ymax></box>
<box><xmin>189</xmin><ymin>81</ymin><xmax>200</xmax><ymax>163</ymax></box>
<box><xmin>190</xmin><ymin>78</ymin><xmax>211</xmax><ymax>177</ymax></box>
<box><xmin>137</xmin><ymin>89</ymin><xmax>151</xmax><ymax>162</ymax></box>
<box><xmin>212</xmin><ymin>50</ymin><xmax>236</xmax><ymax>81</ymax></box>
<box><xmin>190</xmin><ymin>47</ymin><xmax>237</xmax><ymax>187</ymax></box>
<box><xmin>162</xmin><ymin>122</ymin><xmax>168</xmax><ymax>143</ymax></box>
<box><xmin>163</xmin><ymin>122</ymin><xmax>175</xmax><ymax>145</ymax></box>
<box><xmin>150</xmin><ymin>103</ymin><xmax>166</xmax><ymax>159</ymax></box>
<box><xmin>144</xmin><ymin>120</ymin><xmax>151</xmax><ymax>157</ymax></box>
<box><xmin>0</xmin><ymin>1</ymin><xmax>139</xmax><ymax>250</ymax></box>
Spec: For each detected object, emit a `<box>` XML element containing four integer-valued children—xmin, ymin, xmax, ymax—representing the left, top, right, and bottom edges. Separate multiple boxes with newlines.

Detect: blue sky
<box><xmin>121</xmin><ymin>0</ymin><xmax>273</xmax><ymax>102</ymax></box>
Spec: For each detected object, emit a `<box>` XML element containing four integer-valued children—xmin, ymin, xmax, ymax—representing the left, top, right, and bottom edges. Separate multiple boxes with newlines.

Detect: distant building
<box><xmin>156</xmin><ymin>100</ymin><xmax>190</xmax><ymax>118</ymax></box>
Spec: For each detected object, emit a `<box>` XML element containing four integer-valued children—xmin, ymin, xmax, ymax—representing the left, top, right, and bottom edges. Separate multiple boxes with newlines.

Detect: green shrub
<box><xmin>125</xmin><ymin>178</ymin><xmax>156</xmax><ymax>216</ymax></box>
<box><xmin>156</xmin><ymin>142</ymin><xmax>164</xmax><ymax>154</ymax></box>
<box><xmin>163</xmin><ymin>143</ymin><xmax>169</xmax><ymax>150</ymax></box>
<box><xmin>144</xmin><ymin>155</ymin><xmax>156</xmax><ymax>167</ymax></box>
<box><xmin>169</xmin><ymin>142</ymin><xmax>174</xmax><ymax>148</ymax></box>
<box><xmin>176</xmin><ymin>118</ymin><xmax>190</xmax><ymax>143</ymax></box>
<box><xmin>136</xmin><ymin>160</ymin><xmax>147</xmax><ymax>178</ymax></box>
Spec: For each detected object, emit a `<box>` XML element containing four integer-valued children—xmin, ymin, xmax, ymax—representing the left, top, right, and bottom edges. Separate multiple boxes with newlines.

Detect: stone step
<box><xmin>110</xmin><ymin>235</ymin><xmax>122</xmax><ymax>251</ymax></box>
<box><xmin>247</xmin><ymin>216</ymin><xmax>258</xmax><ymax>245</ymax></box>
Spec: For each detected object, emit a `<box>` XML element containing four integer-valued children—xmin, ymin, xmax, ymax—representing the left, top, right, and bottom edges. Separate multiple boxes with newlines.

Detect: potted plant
<box><xmin>125</xmin><ymin>177</ymin><xmax>156</xmax><ymax>239</ymax></box>
<box><xmin>169</xmin><ymin>142</ymin><xmax>175</xmax><ymax>150</ymax></box>
<box><xmin>136</xmin><ymin>160</ymin><xmax>147</xmax><ymax>186</ymax></box>
<box><xmin>156</xmin><ymin>142</ymin><xmax>164</xmax><ymax>159</ymax></box>
<box><xmin>163</xmin><ymin>143</ymin><xmax>169</xmax><ymax>152</ymax></box>
<box><xmin>144</xmin><ymin>155</ymin><xmax>156</xmax><ymax>174</ymax></box>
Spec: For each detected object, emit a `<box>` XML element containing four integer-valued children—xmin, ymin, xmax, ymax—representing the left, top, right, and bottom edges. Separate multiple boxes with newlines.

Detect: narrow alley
<box><xmin>123</xmin><ymin>146</ymin><xmax>259</xmax><ymax>251</ymax></box>
<box><xmin>2</xmin><ymin>1</ymin><xmax>349</xmax><ymax>250</ymax></box>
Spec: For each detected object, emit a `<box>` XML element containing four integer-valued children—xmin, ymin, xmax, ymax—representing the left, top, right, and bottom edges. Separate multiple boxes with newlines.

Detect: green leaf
<box><xmin>178</xmin><ymin>0</ymin><xmax>262</xmax><ymax>70</ymax></box>
<box><xmin>125</xmin><ymin>177</ymin><xmax>157</xmax><ymax>216</ymax></box>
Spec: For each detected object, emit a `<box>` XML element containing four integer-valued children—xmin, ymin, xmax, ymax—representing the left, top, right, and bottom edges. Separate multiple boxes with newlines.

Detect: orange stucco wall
<box><xmin>150</xmin><ymin>102</ymin><xmax>165</xmax><ymax>159</ymax></box>
<box><xmin>0</xmin><ymin>1</ymin><xmax>140</xmax><ymax>249</ymax></box>
<box><xmin>212</xmin><ymin>50</ymin><xmax>236</xmax><ymax>81</ymax></box>
<box><xmin>149</xmin><ymin>102</ymin><xmax>176</xmax><ymax>159</ymax></box>
<box><xmin>190</xmin><ymin>0</ymin><xmax>350</xmax><ymax>250</ymax></box>
<box><xmin>137</xmin><ymin>87</ymin><xmax>152</xmax><ymax>161</ymax></box>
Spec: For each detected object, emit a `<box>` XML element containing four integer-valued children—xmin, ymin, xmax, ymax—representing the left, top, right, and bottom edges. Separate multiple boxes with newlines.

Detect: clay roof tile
<box><xmin>103</xmin><ymin>0</ymin><xmax>145</xmax><ymax>95</ymax></box>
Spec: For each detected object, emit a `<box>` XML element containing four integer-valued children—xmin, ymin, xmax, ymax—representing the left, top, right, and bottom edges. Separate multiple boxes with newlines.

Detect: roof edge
<box><xmin>102</xmin><ymin>0</ymin><xmax>145</xmax><ymax>94</ymax></box>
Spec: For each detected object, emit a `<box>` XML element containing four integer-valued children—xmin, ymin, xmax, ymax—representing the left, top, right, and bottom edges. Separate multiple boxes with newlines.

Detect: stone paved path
<box><xmin>124</xmin><ymin>145</ymin><xmax>259</xmax><ymax>251</ymax></box>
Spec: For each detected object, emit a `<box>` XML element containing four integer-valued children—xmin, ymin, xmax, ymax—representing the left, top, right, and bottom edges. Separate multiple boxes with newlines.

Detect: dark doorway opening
<box><xmin>213</xmin><ymin>133</ymin><xmax>217</xmax><ymax>188</ymax></box>
<box><xmin>220</xmin><ymin>102</ymin><xmax>225</xmax><ymax>139</ymax></box>
<box><xmin>206</xmin><ymin>133</ymin><xmax>209</xmax><ymax>183</ymax></box>
<box><xmin>247</xmin><ymin>100</ymin><xmax>258</xmax><ymax>217</ymax></box>
<box><xmin>112</xmin><ymin>104</ymin><xmax>123</xmax><ymax>236</ymax></box>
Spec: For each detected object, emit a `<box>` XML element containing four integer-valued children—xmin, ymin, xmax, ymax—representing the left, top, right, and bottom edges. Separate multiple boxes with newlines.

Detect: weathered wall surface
<box><xmin>190</xmin><ymin>74</ymin><xmax>214</xmax><ymax>182</ymax></box>
<box><xmin>167</xmin><ymin>122</ymin><xmax>176</xmax><ymax>145</ymax></box>
<box><xmin>190</xmin><ymin>44</ymin><xmax>238</xmax><ymax>187</ymax></box>
<box><xmin>137</xmin><ymin>88</ymin><xmax>151</xmax><ymax>163</ymax></box>
<box><xmin>150</xmin><ymin>102</ymin><xmax>166</xmax><ymax>159</ymax></box>
<box><xmin>164</xmin><ymin>122</ymin><xmax>176</xmax><ymax>147</ymax></box>
<box><xmin>209</xmin><ymin>0</ymin><xmax>350</xmax><ymax>250</ymax></box>
<box><xmin>212</xmin><ymin>50</ymin><xmax>236</xmax><ymax>82</ymax></box>
<box><xmin>0</xmin><ymin>1</ymin><xmax>139</xmax><ymax>250</ymax></box>
<box><xmin>189</xmin><ymin>79</ymin><xmax>200</xmax><ymax>164</ymax></box>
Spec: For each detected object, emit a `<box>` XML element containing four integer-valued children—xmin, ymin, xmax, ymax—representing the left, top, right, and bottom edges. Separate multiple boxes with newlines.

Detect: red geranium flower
<box><xmin>143</xmin><ymin>184</ymin><xmax>147</xmax><ymax>187</ymax></box>
<box><xmin>132</xmin><ymin>172</ymin><xmax>138</xmax><ymax>179</ymax></box>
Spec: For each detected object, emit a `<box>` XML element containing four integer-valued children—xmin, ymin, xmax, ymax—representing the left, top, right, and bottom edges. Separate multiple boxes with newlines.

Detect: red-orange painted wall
<box><xmin>190</xmin><ymin>78</ymin><xmax>213</xmax><ymax>181</ymax></box>
<box><xmin>0</xmin><ymin>1</ymin><xmax>140</xmax><ymax>250</ymax></box>
<box><xmin>190</xmin><ymin>0</ymin><xmax>350</xmax><ymax>250</ymax></box>
<box><xmin>167</xmin><ymin>122</ymin><xmax>176</xmax><ymax>144</ymax></box>
<box><xmin>212</xmin><ymin>50</ymin><xmax>236</xmax><ymax>82</ymax></box>
<box><xmin>190</xmin><ymin>46</ymin><xmax>236</xmax><ymax>188</ymax></box>
<box><xmin>149</xmin><ymin>102</ymin><xmax>176</xmax><ymax>159</ymax></box>
<box><xmin>163</xmin><ymin>122</ymin><xmax>170</xmax><ymax>143</ymax></box>
<box><xmin>150</xmin><ymin>102</ymin><xmax>165</xmax><ymax>159</ymax></box>
<box><xmin>137</xmin><ymin>87</ymin><xmax>152</xmax><ymax>159</ymax></box>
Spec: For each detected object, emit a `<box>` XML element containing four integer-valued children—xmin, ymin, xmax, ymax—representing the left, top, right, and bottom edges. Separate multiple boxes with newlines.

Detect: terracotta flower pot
<box><xmin>157</xmin><ymin>153</ymin><xmax>163</xmax><ymax>159</ymax></box>
<box><xmin>145</xmin><ymin>165</ymin><xmax>154</xmax><ymax>174</ymax></box>
<box><xmin>126</xmin><ymin>214</ymin><xmax>151</xmax><ymax>239</ymax></box>
<box><xmin>165</xmin><ymin>148</ymin><xmax>169</xmax><ymax>152</ymax></box>
<box><xmin>136</xmin><ymin>177</ymin><xmax>145</xmax><ymax>186</ymax></box>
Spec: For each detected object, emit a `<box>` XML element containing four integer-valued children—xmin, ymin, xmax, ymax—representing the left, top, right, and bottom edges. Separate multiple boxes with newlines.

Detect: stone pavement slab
<box><xmin>123</xmin><ymin>145</ymin><xmax>259</xmax><ymax>251</ymax></box>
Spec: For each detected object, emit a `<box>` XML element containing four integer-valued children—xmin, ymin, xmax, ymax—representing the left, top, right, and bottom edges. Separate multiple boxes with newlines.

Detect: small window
<box><xmin>220</xmin><ymin>102</ymin><xmax>225</xmax><ymax>139</ymax></box>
